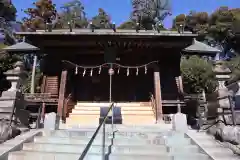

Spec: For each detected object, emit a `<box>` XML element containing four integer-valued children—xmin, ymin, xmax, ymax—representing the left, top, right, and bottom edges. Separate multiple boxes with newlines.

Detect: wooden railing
<box><xmin>63</xmin><ymin>93</ymin><xmax>74</xmax><ymax>123</ymax></box>
<box><xmin>150</xmin><ymin>93</ymin><xmax>158</xmax><ymax>123</ymax></box>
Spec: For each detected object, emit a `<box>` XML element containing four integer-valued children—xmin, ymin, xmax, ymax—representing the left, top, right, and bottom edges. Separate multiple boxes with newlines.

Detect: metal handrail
<box><xmin>78</xmin><ymin>103</ymin><xmax>115</xmax><ymax>160</ymax></box>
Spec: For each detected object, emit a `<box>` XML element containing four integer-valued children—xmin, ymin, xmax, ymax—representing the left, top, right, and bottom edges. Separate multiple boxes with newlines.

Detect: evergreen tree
<box><xmin>0</xmin><ymin>0</ymin><xmax>17</xmax><ymax>21</ymax></box>
<box><xmin>60</xmin><ymin>0</ymin><xmax>88</xmax><ymax>28</ymax></box>
<box><xmin>22</xmin><ymin>0</ymin><xmax>59</xmax><ymax>30</ymax></box>
<box><xmin>91</xmin><ymin>8</ymin><xmax>112</xmax><ymax>29</ymax></box>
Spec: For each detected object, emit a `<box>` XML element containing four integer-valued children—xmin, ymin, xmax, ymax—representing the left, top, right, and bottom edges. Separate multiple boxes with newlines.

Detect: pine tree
<box><xmin>22</xmin><ymin>0</ymin><xmax>59</xmax><ymax>30</ymax></box>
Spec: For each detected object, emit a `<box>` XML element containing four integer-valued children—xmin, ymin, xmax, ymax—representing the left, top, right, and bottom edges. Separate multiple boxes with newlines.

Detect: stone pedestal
<box><xmin>44</xmin><ymin>112</ymin><xmax>57</xmax><ymax>130</ymax></box>
<box><xmin>172</xmin><ymin>112</ymin><xmax>188</xmax><ymax>133</ymax></box>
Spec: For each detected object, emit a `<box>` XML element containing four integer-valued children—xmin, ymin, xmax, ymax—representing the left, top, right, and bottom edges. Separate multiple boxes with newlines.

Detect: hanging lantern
<box><xmin>145</xmin><ymin>65</ymin><xmax>147</xmax><ymax>74</ymax></box>
<box><xmin>127</xmin><ymin>68</ymin><xmax>129</xmax><ymax>76</ymax></box>
<box><xmin>136</xmin><ymin>68</ymin><xmax>139</xmax><ymax>76</ymax></box>
<box><xmin>83</xmin><ymin>69</ymin><xmax>86</xmax><ymax>77</ymax></box>
<box><xmin>75</xmin><ymin>66</ymin><xmax>78</xmax><ymax>75</ymax></box>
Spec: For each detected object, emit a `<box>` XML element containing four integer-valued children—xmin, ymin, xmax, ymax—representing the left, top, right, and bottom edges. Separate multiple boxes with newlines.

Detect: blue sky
<box><xmin>12</xmin><ymin>0</ymin><xmax>240</xmax><ymax>28</ymax></box>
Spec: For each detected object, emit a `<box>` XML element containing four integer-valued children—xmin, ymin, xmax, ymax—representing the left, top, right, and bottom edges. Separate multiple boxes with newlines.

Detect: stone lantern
<box><xmin>213</xmin><ymin>60</ymin><xmax>232</xmax><ymax>117</ymax></box>
<box><xmin>213</xmin><ymin>60</ymin><xmax>231</xmax><ymax>97</ymax></box>
<box><xmin>3</xmin><ymin>61</ymin><xmax>27</xmax><ymax>94</ymax></box>
<box><xmin>0</xmin><ymin>61</ymin><xmax>28</xmax><ymax>121</ymax></box>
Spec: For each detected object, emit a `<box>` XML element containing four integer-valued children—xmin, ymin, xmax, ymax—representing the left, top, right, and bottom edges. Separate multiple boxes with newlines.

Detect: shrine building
<box><xmin>4</xmin><ymin>29</ymin><xmax>213</xmax><ymax>125</ymax></box>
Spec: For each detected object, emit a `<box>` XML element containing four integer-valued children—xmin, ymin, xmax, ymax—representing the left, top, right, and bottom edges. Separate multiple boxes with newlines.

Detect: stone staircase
<box><xmin>66</xmin><ymin>102</ymin><xmax>155</xmax><ymax>126</ymax></box>
<box><xmin>6</xmin><ymin>125</ymin><xmax>217</xmax><ymax>160</ymax></box>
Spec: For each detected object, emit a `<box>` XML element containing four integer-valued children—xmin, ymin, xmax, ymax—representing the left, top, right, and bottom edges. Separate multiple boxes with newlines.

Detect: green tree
<box><xmin>91</xmin><ymin>8</ymin><xmax>111</xmax><ymax>29</ymax></box>
<box><xmin>225</xmin><ymin>55</ymin><xmax>240</xmax><ymax>85</ymax></box>
<box><xmin>173</xmin><ymin>7</ymin><xmax>240</xmax><ymax>38</ymax></box>
<box><xmin>22</xmin><ymin>0</ymin><xmax>60</xmax><ymax>30</ymax></box>
<box><xmin>181</xmin><ymin>56</ymin><xmax>217</xmax><ymax>94</ymax></box>
<box><xmin>208</xmin><ymin>7</ymin><xmax>239</xmax><ymax>41</ymax></box>
<box><xmin>131</xmin><ymin>0</ymin><xmax>171</xmax><ymax>30</ymax></box>
<box><xmin>60</xmin><ymin>0</ymin><xmax>88</xmax><ymax>28</ymax></box>
<box><xmin>117</xmin><ymin>20</ymin><xmax>135</xmax><ymax>29</ymax></box>
<box><xmin>0</xmin><ymin>0</ymin><xmax>17</xmax><ymax>21</ymax></box>
<box><xmin>173</xmin><ymin>11</ymin><xmax>209</xmax><ymax>34</ymax></box>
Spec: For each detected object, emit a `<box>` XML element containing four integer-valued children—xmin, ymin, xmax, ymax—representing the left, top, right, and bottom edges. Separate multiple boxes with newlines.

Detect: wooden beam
<box><xmin>57</xmin><ymin>70</ymin><xmax>68</xmax><ymax>118</ymax></box>
<box><xmin>154</xmin><ymin>70</ymin><xmax>163</xmax><ymax>122</ymax></box>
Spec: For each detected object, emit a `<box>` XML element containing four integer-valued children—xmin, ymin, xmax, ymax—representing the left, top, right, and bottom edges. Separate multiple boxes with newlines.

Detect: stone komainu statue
<box><xmin>0</xmin><ymin>119</ymin><xmax>21</xmax><ymax>143</ymax></box>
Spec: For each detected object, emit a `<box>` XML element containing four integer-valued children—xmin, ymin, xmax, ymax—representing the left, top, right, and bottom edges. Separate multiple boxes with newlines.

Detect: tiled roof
<box><xmin>183</xmin><ymin>38</ymin><xmax>221</xmax><ymax>53</ymax></box>
<box><xmin>3</xmin><ymin>42</ymin><xmax>39</xmax><ymax>52</ymax></box>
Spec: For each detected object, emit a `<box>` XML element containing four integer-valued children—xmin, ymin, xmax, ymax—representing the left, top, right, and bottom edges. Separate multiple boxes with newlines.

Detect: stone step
<box><xmin>70</xmin><ymin>110</ymin><xmax>154</xmax><ymax>115</ymax></box>
<box><xmin>63</xmin><ymin>122</ymin><xmax>99</xmax><ymax>128</ymax></box>
<box><xmin>60</xmin><ymin>124</ymin><xmax>171</xmax><ymax>131</ymax></box>
<box><xmin>0</xmin><ymin>101</ymin><xmax>14</xmax><ymax>107</ymax></box>
<box><xmin>43</xmin><ymin>129</ymin><xmax>176</xmax><ymax>137</ymax></box>
<box><xmin>8</xmin><ymin>151</ymin><xmax>210</xmax><ymax>160</ymax></box>
<box><xmin>0</xmin><ymin>107</ymin><xmax>13</xmax><ymax>113</ymax></box>
<box><xmin>69</xmin><ymin>111</ymin><xmax>99</xmax><ymax>115</ymax></box>
<box><xmin>73</xmin><ymin>106</ymin><xmax>153</xmax><ymax>111</ymax></box>
<box><xmin>66</xmin><ymin>115</ymin><xmax>155</xmax><ymax>125</ymax></box>
<box><xmin>0</xmin><ymin>113</ymin><xmax>11</xmax><ymax>119</ymax></box>
<box><xmin>8</xmin><ymin>151</ymin><xmax>100</xmax><ymax>160</ymax></box>
<box><xmin>111</xmin><ymin>145</ymin><xmax>200</xmax><ymax>154</ymax></box>
<box><xmin>109</xmin><ymin>154</ymin><xmax>210</xmax><ymax>160</ymax></box>
<box><xmin>40</xmin><ymin>135</ymin><xmax>192</xmax><ymax>146</ymax></box>
<box><xmin>66</xmin><ymin>115</ymin><xmax>99</xmax><ymax>125</ymax></box>
<box><xmin>44</xmin><ymin>128</ymin><xmax>174</xmax><ymax>134</ymax></box>
<box><xmin>43</xmin><ymin>129</ymin><xmax>173</xmax><ymax>138</ymax></box>
<box><xmin>76</xmin><ymin>102</ymin><xmax>150</xmax><ymax>107</ymax></box>
<box><xmin>72</xmin><ymin>106</ymin><xmax>100</xmax><ymax>111</ymax></box>
<box><xmin>34</xmin><ymin>136</ymin><xmax>192</xmax><ymax>147</ymax></box>
<box><xmin>34</xmin><ymin>136</ymin><xmax>112</xmax><ymax>145</ymax></box>
<box><xmin>121</xmin><ymin>115</ymin><xmax>155</xmax><ymax>125</ymax></box>
<box><xmin>60</xmin><ymin>123</ymin><xmax>172</xmax><ymax>131</ymax></box>
<box><xmin>23</xmin><ymin>143</ymin><xmax>110</xmax><ymax>154</ymax></box>
<box><xmin>22</xmin><ymin>142</ymin><xmax>201</xmax><ymax>155</ymax></box>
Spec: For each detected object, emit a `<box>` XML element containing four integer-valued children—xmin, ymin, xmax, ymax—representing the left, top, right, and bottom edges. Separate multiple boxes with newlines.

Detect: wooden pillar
<box><xmin>154</xmin><ymin>68</ymin><xmax>162</xmax><ymax>122</ymax></box>
<box><xmin>57</xmin><ymin>70</ymin><xmax>68</xmax><ymax>119</ymax></box>
<box><xmin>40</xmin><ymin>75</ymin><xmax>46</xmax><ymax>93</ymax></box>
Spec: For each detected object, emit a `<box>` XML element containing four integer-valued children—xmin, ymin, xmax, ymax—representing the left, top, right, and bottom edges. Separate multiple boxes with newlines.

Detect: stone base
<box><xmin>172</xmin><ymin>112</ymin><xmax>188</xmax><ymax>133</ymax></box>
<box><xmin>223</xmin><ymin>111</ymin><xmax>240</xmax><ymax>125</ymax></box>
<box><xmin>1</xmin><ymin>91</ymin><xmax>20</xmax><ymax>99</ymax></box>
